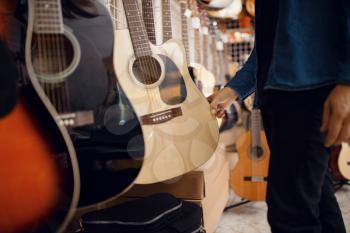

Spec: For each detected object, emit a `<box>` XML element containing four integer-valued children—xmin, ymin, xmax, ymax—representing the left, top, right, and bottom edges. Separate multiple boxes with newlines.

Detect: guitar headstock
<box><xmin>188</xmin><ymin>0</ymin><xmax>199</xmax><ymax>17</ymax></box>
<box><xmin>199</xmin><ymin>7</ymin><xmax>209</xmax><ymax>28</ymax></box>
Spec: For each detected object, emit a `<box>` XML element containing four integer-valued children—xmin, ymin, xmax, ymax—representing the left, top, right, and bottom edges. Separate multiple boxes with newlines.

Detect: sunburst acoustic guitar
<box><xmin>0</xmin><ymin>2</ymin><xmax>80</xmax><ymax>233</ymax></box>
<box><xmin>114</xmin><ymin>0</ymin><xmax>219</xmax><ymax>184</ymax></box>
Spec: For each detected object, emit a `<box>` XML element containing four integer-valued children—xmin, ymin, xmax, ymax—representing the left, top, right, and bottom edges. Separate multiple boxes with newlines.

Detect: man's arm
<box><xmin>338</xmin><ymin>0</ymin><xmax>350</xmax><ymax>84</ymax></box>
<box><xmin>321</xmin><ymin>0</ymin><xmax>350</xmax><ymax>146</ymax></box>
<box><xmin>225</xmin><ymin>46</ymin><xmax>257</xmax><ymax>101</ymax></box>
<box><xmin>209</xmin><ymin>46</ymin><xmax>257</xmax><ymax>118</ymax></box>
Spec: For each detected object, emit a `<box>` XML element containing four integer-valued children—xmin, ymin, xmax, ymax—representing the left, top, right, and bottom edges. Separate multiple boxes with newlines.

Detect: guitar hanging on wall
<box><xmin>230</xmin><ymin>108</ymin><xmax>270</xmax><ymax>201</ymax></box>
<box><xmin>0</xmin><ymin>2</ymin><xmax>80</xmax><ymax>233</ymax></box>
<box><xmin>25</xmin><ymin>0</ymin><xmax>145</xmax><ymax>212</ymax></box>
<box><xmin>186</xmin><ymin>0</ymin><xmax>216</xmax><ymax>98</ymax></box>
<box><xmin>114</xmin><ymin>0</ymin><xmax>219</xmax><ymax>184</ymax></box>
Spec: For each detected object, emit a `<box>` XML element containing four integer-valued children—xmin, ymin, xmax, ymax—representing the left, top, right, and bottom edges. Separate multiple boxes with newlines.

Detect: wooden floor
<box><xmin>216</xmin><ymin>186</ymin><xmax>350</xmax><ymax>233</ymax></box>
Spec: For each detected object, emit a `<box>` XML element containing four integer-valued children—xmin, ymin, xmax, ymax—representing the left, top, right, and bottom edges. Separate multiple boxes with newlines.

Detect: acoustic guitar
<box><xmin>186</xmin><ymin>0</ymin><xmax>216</xmax><ymax>98</ymax></box>
<box><xmin>230</xmin><ymin>108</ymin><xmax>270</xmax><ymax>201</ymax></box>
<box><xmin>114</xmin><ymin>0</ymin><xmax>219</xmax><ymax>184</ymax></box>
<box><xmin>330</xmin><ymin>143</ymin><xmax>350</xmax><ymax>181</ymax></box>
<box><xmin>246</xmin><ymin>0</ymin><xmax>255</xmax><ymax>17</ymax></box>
<box><xmin>197</xmin><ymin>0</ymin><xmax>234</xmax><ymax>10</ymax></box>
<box><xmin>0</xmin><ymin>3</ymin><xmax>80</xmax><ymax>233</ymax></box>
<box><xmin>207</xmin><ymin>0</ymin><xmax>242</xmax><ymax>19</ymax></box>
<box><xmin>25</xmin><ymin>0</ymin><xmax>144</xmax><ymax>211</ymax></box>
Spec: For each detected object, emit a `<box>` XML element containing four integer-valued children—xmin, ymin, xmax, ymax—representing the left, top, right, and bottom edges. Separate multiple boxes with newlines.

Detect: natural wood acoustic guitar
<box><xmin>114</xmin><ymin>0</ymin><xmax>219</xmax><ymax>184</ymax></box>
<box><xmin>230</xmin><ymin>108</ymin><xmax>270</xmax><ymax>201</ymax></box>
<box><xmin>186</xmin><ymin>0</ymin><xmax>216</xmax><ymax>98</ymax></box>
<box><xmin>329</xmin><ymin>143</ymin><xmax>350</xmax><ymax>181</ymax></box>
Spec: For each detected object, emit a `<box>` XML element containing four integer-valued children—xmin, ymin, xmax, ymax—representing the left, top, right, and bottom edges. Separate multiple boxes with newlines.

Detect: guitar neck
<box><xmin>108</xmin><ymin>0</ymin><xmax>127</xmax><ymax>29</ymax></box>
<box><xmin>33</xmin><ymin>0</ymin><xmax>63</xmax><ymax>34</ymax></box>
<box><xmin>162</xmin><ymin>0</ymin><xmax>172</xmax><ymax>41</ymax></box>
<box><xmin>122</xmin><ymin>0</ymin><xmax>152</xmax><ymax>57</ymax></box>
<box><xmin>180</xmin><ymin>1</ymin><xmax>190</xmax><ymax>63</ymax></box>
<box><xmin>193</xmin><ymin>28</ymin><xmax>201</xmax><ymax>64</ymax></box>
<box><xmin>251</xmin><ymin>109</ymin><xmax>263</xmax><ymax>147</ymax></box>
<box><xmin>202</xmin><ymin>32</ymin><xmax>208</xmax><ymax>68</ymax></box>
<box><xmin>142</xmin><ymin>0</ymin><xmax>157</xmax><ymax>44</ymax></box>
<box><xmin>210</xmin><ymin>36</ymin><xmax>218</xmax><ymax>75</ymax></box>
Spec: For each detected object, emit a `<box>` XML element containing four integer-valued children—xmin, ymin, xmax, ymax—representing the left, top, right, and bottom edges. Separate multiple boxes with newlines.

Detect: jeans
<box><xmin>260</xmin><ymin>86</ymin><xmax>346</xmax><ymax>233</ymax></box>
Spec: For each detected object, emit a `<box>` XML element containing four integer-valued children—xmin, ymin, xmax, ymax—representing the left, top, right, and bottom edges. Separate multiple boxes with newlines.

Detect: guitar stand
<box><xmin>224</xmin><ymin>200</ymin><xmax>251</xmax><ymax>212</ymax></box>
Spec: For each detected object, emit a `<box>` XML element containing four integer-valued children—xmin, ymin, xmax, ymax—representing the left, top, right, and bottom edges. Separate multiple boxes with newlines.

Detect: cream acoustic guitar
<box><xmin>197</xmin><ymin>0</ymin><xmax>234</xmax><ymax>10</ymax></box>
<box><xmin>186</xmin><ymin>0</ymin><xmax>216</xmax><ymax>98</ymax></box>
<box><xmin>207</xmin><ymin>0</ymin><xmax>242</xmax><ymax>19</ymax></box>
<box><xmin>330</xmin><ymin>143</ymin><xmax>350</xmax><ymax>181</ymax></box>
<box><xmin>114</xmin><ymin>0</ymin><xmax>219</xmax><ymax>184</ymax></box>
<box><xmin>231</xmin><ymin>108</ymin><xmax>270</xmax><ymax>201</ymax></box>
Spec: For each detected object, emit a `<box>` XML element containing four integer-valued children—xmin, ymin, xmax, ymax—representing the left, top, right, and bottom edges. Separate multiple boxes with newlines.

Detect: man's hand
<box><xmin>321</xmin><ymin>85</ymin><xmax>350</xmax><ymax>147</ymax></box>
<box><xmin>208</xmin><ymin>87</ymin><xmax>238</xmax><ymax>118</ymax></box>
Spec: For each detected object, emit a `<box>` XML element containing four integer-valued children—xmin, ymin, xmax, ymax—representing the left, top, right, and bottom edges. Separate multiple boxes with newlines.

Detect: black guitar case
<box><xmin>82</xmin><ymin>193</ymin><xmax>205</xmax><ymax>233</ymax></box>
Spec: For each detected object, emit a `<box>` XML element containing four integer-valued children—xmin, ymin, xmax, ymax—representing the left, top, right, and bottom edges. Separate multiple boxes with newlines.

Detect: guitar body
<box><xmin>330</xmin><ymin>143</ymin><xmax>350</xmax><ymax>181</ymax></box>
<box><xmin>230</xmin><ymin>130</ymin><xmax>270</xmax><ymax>201</ymax></box>
<box><xmin>115</xmin><ymin>29</ymin><xmax>219</xmax><ymax>183</ymax></box>
<box><xmin>189</xmin><ymin>63</ymin><xmax>215</xmax><ymax>97</ymax></box>
<box><xmin>0</xmin><ymin>9</ymin><xmax>79</xmax><ymax>233</ymax></box>
<box><xmin>25</xmin><ymin>0</ymin><xmax>144</xmax><ymax>210</ymax></box>
<box><xmin>338</xmin><ymin>143</ymin><xmax>350</xmax><ymax>180</ymax></box>
<box><xmin>0</xmin><ymin>89</ymin><xmax>80</xmax><ymax>233</ymax></box>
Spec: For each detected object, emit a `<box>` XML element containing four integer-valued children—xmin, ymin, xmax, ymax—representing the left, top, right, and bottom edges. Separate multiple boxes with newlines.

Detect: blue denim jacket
<box><xmin>226</xmin><ymin>0</ymin><xmax>350</xmax><ymax>103</ymax></box>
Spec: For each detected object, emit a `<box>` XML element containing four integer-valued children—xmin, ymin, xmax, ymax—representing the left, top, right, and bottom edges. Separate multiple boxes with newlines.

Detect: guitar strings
<box><xmin>131</xmin><ymin>0</ymin><xmax>155</xmax><ymax>99</ymax></box>
<box><xmin>53</xmin><ymin>22</ymin><xmax>63</xmax><ymax>114</ymax></box>
<box><xmin>122</xmin><ymin>0</ymin><xmax>157</xmax><ymax>109</ymax></box>
<box><xmin>135</xmin><ymin>0</ymin><xmax>162</xmax><ymax>109</ymax></box>
<box><xmin>144</xmin><ymin>0</ymin><xmax>163</xmax><ymax>108</ymax></box>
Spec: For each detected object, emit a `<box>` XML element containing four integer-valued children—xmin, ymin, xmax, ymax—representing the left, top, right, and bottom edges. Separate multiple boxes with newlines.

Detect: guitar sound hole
<box><xmin>132</xmin><ymin>56</ymin><xmax>162</xmax><ymax>85</ymax></box>
<box><xmin>32</xmin><ymin>34</ymin><xmax>74</xmax><ymax>80</ymax></box>
<box><xmin>250</xmin><ymin>146</ymin><xmax>265</xmax><ymax>161</ymax></box>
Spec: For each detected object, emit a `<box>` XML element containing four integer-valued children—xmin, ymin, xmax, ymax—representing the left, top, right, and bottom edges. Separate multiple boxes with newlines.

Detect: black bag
<box><xmin>82</xmin><ymin>193</ymin><xmax>204</xmax><ymax>233</ymax></box>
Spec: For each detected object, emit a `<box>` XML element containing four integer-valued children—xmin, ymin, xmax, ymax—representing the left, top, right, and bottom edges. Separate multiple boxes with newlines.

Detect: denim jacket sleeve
<box><xmin>225</xmin><ymin>46</ymin><xmax>257</xmax><ymax>101</ymax></box>
<box><xmin>338</xmin><ymin>0</ymin><xmax>350</xmax><ymax>84</ymax></box>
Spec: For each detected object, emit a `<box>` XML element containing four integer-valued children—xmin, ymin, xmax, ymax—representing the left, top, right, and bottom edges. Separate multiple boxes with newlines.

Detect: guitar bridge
<box><xmin>140</xmin><ymin>107</ymin><xmax>182</xmax><ymax>125</ymax></box>
<box><xmin>244</xmin><ymin>176</ymin><xmax>268</xmax><ymax>183</ymax></box>
<box><xmin>58</xmin><ymin>111</ymin><xmax>94</xmax><ymax>128</ymax></box>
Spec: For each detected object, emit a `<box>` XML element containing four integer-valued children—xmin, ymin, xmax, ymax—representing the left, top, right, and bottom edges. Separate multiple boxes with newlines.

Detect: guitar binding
<box><xmin>128</xmin><ymin>54</ymin><xmax>165</xmax><ymax>88</ymax></box>
<box><xmin>32</xmin><ymin>27</ymin><xmax>81</xmax><ymax>84</ymax></box>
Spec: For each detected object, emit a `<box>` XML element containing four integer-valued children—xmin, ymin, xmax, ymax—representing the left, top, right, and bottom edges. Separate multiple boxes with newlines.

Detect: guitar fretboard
<box><xmin>108</xmin><ymin>0</ymin><xmax>127</xmax><ymax>30</ymax></box>
<box><xmin>142</xmin><ymin>0</ymin><xmax>157</xmax><ymax>44</ymax></box>
<box><xmin>180</xmin><ymin>1</ymin><xmax>190</xmax><ymax>63</ymax></box>
<box><xmin>33</xmin><ymin>0</ymin><xmax>63</xmax><ymax>34</ymax></box>
<box><xmin>122</xmin><ymin>0</ymin><xmax>152</xmax><ymax>57</ymax></box>
<box><xmin>162</xmin><ymin>0</ymin><xmax>172</xmax><ymax>41</ymax></box>
<box><xmin>202</xmin><ymin>33</ymin><xmax>209</xmax><ymax>68</ymax></box>
<box><xmin>210</xmin><ymin>35</ymin><xmax>218</xmax><ymax>77</ymax></box>
<box><xmin>251</xmin><ymin>109</ymin><xmax>263</xmax><ymax>147</ymax></box>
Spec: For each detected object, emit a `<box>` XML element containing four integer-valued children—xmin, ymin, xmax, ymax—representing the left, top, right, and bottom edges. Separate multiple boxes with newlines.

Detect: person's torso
<box><xmin>256</xmin><ymin>0</ymin><xmax>349</xmax><ymax>91</ymax></box>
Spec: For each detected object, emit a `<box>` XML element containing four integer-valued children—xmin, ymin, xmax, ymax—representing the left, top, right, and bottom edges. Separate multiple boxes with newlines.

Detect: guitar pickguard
<box><xmin>159</xmin><ymin>54</ymin><xmax>187</xmax><ymax>105</ymax></box>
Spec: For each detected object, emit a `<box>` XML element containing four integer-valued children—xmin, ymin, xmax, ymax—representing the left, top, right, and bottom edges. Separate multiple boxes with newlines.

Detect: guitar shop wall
<box><xmin>2</xmin><ymin>1</ymin><xmax>349</xmax><ymax>233</ymax></box>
